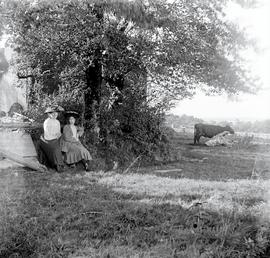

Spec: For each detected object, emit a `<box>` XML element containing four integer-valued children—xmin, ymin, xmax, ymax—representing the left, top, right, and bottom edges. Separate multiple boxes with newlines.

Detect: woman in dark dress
<box><xmin>40</xmin><ymin>106</ymin><xmax>65</xmax><ymax>172</ymax></box>
<box><xmin>61</xmin><ymin>111</ymin><xmax>92</xmax><ymax>171</ymax></box>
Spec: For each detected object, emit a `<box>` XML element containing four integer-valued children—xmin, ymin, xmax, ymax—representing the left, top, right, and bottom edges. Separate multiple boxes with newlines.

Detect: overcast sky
<box><xmin>171</xmin><ymin>0</ymin><xmax>270</xmax><ymax>121</ymax></box>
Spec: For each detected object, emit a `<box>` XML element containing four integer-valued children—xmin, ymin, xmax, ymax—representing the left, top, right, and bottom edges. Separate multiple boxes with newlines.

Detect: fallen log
<box><xmin>0</xmin><ymin>148</ymin><xmax>47</xmax><ymax>172</ymax></box>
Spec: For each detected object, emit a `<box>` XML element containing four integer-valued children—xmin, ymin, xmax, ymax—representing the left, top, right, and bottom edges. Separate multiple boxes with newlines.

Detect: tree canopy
<box><xmin>0</xmin><ymin>0</ymin><xmax>258</xmax><ymax>107</ymax></box>
<box><xmin>0</xmin><ymin>0</ymin><xmax>259</xmax><ymax>164</ymax></box>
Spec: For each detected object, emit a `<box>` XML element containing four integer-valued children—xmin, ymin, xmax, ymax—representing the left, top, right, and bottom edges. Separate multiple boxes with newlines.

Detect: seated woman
<box><xmin>40</xmin><ymin>106</ymin><xmax>65</xmax><ymax>172</ymax></box>
<box><xmin>61</xmin><ymin>111</ymin><xmax>92</xmax><ymax>171</ymax></box>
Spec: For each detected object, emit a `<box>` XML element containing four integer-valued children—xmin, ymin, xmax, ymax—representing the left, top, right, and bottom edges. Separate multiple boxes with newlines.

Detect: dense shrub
<box><xmin>24</xmin><ymin>87</ymin><xmax>177</xmax><ymax>169</ymax></box>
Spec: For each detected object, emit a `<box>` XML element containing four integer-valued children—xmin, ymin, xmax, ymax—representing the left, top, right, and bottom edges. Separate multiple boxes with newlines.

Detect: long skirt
<box><xmin>39</xmin><ymin>138</ymin><xmax>64</xmax><ymax>168</ymax></box>
<box><xmin>62</xmin><ymin>141</ymin><xmax>92</xmax><ymax>165</ymax></box>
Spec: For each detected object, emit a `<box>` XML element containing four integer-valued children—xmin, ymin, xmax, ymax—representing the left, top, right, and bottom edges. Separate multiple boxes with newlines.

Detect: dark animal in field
<box><xmin>194</xmin><ymin>123</ymin><xmax>234</xmax><ymax>144</ymax></box>
<box><xmin>8</xmin><ymin>102</ymin><xmax>24</xmax><ymax>117</ymax></box>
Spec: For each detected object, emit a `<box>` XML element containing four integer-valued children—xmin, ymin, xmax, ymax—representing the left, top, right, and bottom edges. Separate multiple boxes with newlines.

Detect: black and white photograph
<box><xmin>0</xmin><ymin>0</ymin><xmax>270</xmax><ymax>257</ymax></box>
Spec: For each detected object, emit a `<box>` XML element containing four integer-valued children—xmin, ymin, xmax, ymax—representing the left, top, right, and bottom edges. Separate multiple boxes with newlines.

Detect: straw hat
<box><xmin>44</xmin><ymin>105</ymin><xmax>65</xmax><ymax>114</ymax></box>
<box><xmin>44</xmin><ymin>106</ymin><xmax>58</xmax><ymax>114</ymax></box>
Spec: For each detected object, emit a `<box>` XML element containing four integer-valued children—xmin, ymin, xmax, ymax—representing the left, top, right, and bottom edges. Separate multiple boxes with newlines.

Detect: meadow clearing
<box><xmin>1</xmin><ymin>131</ymin><xmax>270</xmax><ymax>257</ymax></box>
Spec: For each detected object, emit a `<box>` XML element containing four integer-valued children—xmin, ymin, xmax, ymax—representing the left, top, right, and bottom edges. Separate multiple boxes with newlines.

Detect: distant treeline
<box><xmin>231</xmin><ymin>120</ymin><xmax>270</xmax><ymax>133</ymax></box>
<box><xmin>165</xmin><ymin>114</ymin><xmax>270</xmax><ymax>134</ymax></box>
<box><xmin>165</xmin><ymin>114</ymin><xmax>204</xmax><ymax>129</ymax></box>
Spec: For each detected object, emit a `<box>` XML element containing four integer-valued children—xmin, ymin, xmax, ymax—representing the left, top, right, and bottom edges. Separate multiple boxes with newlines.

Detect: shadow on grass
<box><xmin>0</xmin><ymin>170</ymin><xmax>270</xmax><ymax>257</ymax></box>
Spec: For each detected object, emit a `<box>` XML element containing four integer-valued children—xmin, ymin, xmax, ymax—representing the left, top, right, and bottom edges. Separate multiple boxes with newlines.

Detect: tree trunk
<box><xmin>84</xmin><ymin>55</ymin><xmax>102</xmax><ymax>146</ymax></box>
<box><xmin>85</xmin><ymin>57</ymin><xmax>102</xmax><ymax>122</ymax></box>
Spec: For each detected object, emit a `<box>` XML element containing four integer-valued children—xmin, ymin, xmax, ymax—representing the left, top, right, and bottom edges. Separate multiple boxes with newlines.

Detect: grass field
<box><xmin>1</xmin><ymin>132</ymin><xmax>270</xmax><ymax>257</ymax></box>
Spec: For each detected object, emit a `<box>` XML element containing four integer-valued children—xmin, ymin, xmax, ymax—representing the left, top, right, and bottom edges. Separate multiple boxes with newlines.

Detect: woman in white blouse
<box><xmin>40</xmin><ymin>106</ymin><xmax>65</xmax><ymax>172</ymax></box>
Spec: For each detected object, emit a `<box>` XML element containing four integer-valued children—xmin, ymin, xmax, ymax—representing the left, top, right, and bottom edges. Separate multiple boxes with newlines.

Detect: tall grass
<box><xmin>1</xmin><ymin>170</ymin><xmax>270</xmax><ymax>257</ymax></box>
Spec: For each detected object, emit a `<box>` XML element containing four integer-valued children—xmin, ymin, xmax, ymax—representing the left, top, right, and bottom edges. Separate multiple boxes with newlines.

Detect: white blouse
<box><xmin>44</xmin><ymin>118</ymin><xmax>61</xmax><ymax>141</ymax></box>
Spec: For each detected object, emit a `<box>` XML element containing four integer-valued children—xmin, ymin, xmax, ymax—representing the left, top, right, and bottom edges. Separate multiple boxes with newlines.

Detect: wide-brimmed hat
<box><xmin>64</xmin><ymin>111</ymin><xmax>80</xmax><ymax>118</ymax></box>
<box><xmin>44</xmin><ymin>105</ymin><xmax>65</xmax><ymax>114</ymax></box>
<box><xmin>44</xmin><ymin>107</ymin><xmax>58</xmax><ymax>114</ymax></box>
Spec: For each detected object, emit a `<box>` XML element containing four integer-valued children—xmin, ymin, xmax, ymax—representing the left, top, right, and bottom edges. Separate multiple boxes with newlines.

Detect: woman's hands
<box><xmin>77</xmin><ymin>126</ymin><xmax>84</xmax><ymax>137</ymax></box>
